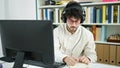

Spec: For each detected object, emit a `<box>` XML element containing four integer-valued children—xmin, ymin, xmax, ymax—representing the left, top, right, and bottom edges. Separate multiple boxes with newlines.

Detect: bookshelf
<box><xmin>37</xmin><ymin>1</ymin><xmax>120</xmax><ymax>66</ymax></box>
<box><xmin>38</xmin><ymin>1</ymin><xmax>120</xmax><ymax>23</ymax></box>
<box><xmin>37</xmin><ymin>1</ymin><xmax>120</xmax><ymax>44</ymax></box>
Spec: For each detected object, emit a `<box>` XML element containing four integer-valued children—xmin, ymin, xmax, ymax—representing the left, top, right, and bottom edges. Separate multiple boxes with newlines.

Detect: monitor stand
<box><xmin>13</xmin><ymin>51</ymin><xmax>55</xmax><ymax>68</ymax></box>
<box><xmin>13</xmin><ymin>51</ymin><xmax>25</xmax><ymax>68</ymax></box>
<box><xmin>0</xmin><ymin>56</ymin><xmax>15</xmax><ymax>62</ymax></box>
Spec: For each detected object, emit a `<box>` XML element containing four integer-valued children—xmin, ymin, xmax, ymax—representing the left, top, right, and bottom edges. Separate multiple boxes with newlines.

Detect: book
<box><xmin>101</xmin><ymin>26</ymin><xmax>106</xmax><ymax>41</ymax></box>
<box><xmin>108</xmin><ymin>5</ymin><xmax>112</xmax><ymax>23</ymax></box>
<box><xmin>87</xmin><ymin>7</ymin><xmax>96</xmax><ymax>23</ymax></box>
<box><xmin>118</xmin><ymin>5</ymin><xmax>120</xmax><ymax>23</ymax></box>
<box><xmin>87</xmin><ymin>7</ymin><xmax>91</xmax><ymax>23</ymax></box>
<box><xmin>102</xmin><ymin>5</ymin><xmax>107</xmax><ymax>23</ymax></box>
<box><xmin>93</xmin><ymin>7</ymin><xmax>96</xmax><ymax>23</ymax></box>
<box><xmin>96</xmin><ymin>6</ymin><xmax>102</xmax><ymax>23</ymax></box>
<box><xmin>43</xmin><ymin>8</ymin><xmax>54</xmax><ymax>22</ymax></box>
<box><xmin>113</xmin><ymin>5</ymin><xmax>118</xmax><ymax>23</ymax></box>
<box><xmin>96</xmin><ymin>26</ymin><xmax>102</xmax><ymax>41</ymax></box>
<box><xmin>92</xmin><ymin>25</ymin><xmax>96</xmax><ymax>40</ymax></box>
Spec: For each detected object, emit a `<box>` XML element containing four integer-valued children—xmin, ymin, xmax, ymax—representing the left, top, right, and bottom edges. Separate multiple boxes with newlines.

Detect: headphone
<box><xmin>61</xmin><ymin>3</ymin><xmax>86</xmax><ymax>23</ymax></box>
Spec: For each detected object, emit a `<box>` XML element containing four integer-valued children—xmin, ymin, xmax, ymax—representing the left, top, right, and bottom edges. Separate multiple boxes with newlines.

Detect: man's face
<box><xmin>66</xmin><ymin>17</ymin><xmax>81</xmax><ymax>33</ymax></box>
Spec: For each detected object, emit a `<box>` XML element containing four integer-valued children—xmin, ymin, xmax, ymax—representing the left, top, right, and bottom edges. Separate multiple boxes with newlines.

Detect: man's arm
<box><xmin>83</xmin><ymin>33</ymin><xmax>97</xmax><ymax>63</ymax></box>
<box><xmin>54</xmin><ymin>28</ymin><xmax>68</xmax><ymax>63</ymax></box>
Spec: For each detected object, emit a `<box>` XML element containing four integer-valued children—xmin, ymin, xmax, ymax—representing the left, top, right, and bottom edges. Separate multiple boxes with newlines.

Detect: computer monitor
<box><xmin>0</xmin><ymin>20</ymin><xmax>55</xmax><ymax>68</ymax></box>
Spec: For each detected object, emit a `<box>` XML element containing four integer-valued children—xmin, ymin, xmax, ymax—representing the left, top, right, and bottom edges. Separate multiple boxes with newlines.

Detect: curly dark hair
<box><xmin>61</xmin><ymin>1</ymin><xmax>85</xmax><ymax>23</ymax></box>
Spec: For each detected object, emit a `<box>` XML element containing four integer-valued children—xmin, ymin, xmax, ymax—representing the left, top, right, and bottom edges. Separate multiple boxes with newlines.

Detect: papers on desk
<box><xmin>68</xmin><ymin>63</ymin><xmax>88</xmax><ymax>68</ymax></box>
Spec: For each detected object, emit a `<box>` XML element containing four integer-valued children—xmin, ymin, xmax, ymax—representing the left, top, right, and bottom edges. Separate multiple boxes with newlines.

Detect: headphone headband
<box><xmin>61</xmin><ymin>3</ymin><xmax>86</xmax><ymax>23</ymax></box>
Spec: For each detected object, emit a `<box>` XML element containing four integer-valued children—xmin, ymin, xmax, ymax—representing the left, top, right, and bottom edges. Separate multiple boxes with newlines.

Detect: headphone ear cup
<box><xmin>61</xmin><ymin>9</ymin><xmax>66</xmax><ymax>23</ymax></box>
<box><xmin>78</xmin><ymin>8</ymin><xmax>86</xmax><ymax>23</ymax></box>
<box><xmin>82</xmin><ymin>8</ymin><xmax>86</xmax><ymax>23</ymax></box>
<box><xmin>61</xmin><ymin>14</ymin><xmax>65</xmax><ymax>23</ymax></box>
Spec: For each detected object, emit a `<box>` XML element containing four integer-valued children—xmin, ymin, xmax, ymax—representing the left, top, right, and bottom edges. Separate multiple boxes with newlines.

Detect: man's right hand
<box><xmin>63</xmin><ymin>56</ymin><xmax>79</xmax><ymax>66</ymax></box>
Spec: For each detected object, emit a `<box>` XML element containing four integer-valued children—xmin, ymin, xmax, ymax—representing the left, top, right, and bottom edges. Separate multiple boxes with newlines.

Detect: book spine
<box><xmin>93</xmin><ymin>7</ymin><xmax>96</xmax><ymax>23</ymax></box>
<box><xmin>118</xmin><ymin>5</ymin><xmax>120</xmax><ymax>23</ymax></box>
<box><xmin>92</xmin><ymin>25</ymin><xmax>96</xmax><ymax>40</ymax></box>
<box><xmin>101</xmin><ymin>26</ymin><xmax>106</xmax><ymax>41</ymax></box>
<box><xmin>102</xmin><ymin>5</ymin><xmax>106</xmax><ymax>23</ymax></box>
<box><xmin>108</xmin><ymin>5</ymin><xmax>112</xmax><ymax>23</ymax></box>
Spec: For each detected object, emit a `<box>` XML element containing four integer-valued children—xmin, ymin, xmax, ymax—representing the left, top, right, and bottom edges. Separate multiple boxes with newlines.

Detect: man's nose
<box><xmin>72</xmin><ymin>22</ymin><xmax>76</xmax><ymax>26</ymax></box>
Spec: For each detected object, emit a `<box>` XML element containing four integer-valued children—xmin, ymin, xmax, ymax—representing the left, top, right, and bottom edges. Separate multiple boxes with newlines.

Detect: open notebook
<box><xmin>68</xmin><ymin>63</ymin><xmax>88</xmax><ymax>68</ymax></box>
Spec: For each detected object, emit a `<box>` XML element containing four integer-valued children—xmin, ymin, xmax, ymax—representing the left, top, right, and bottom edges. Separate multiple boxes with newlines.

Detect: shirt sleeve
<box><xmin>84</xmin><ymin>32</ymin><xmax>97</xmax><ymax>62</ymax></box>
<box><xmin>53</xmin><ymin>28</ymin><xmax>68</xmax><ymax>63</ymax></box>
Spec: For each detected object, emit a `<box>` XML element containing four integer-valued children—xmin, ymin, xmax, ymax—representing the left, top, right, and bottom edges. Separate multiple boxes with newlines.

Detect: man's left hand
<box><xmin>78</xmin><ymin>56</ymin><xmax>90</xmax><ymax>64</ymax></box>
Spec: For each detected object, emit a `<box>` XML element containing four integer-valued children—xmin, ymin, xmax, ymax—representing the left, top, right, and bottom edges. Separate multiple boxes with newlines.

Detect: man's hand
<box><xmin>63</xmin><ymin>56</ymin><xmax>79</xmax><ymax>66</ymax></box>
<box><xmin>79</xmin><ymin>56</ymin><xmax>91</xmax><ymax>64</ymax></box>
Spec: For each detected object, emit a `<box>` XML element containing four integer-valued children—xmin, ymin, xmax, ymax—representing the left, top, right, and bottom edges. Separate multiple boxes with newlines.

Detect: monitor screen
<box><xmin>0</xmin><ymin>20</ymin><xmax>54</xmax><ymax>68</ymax></box>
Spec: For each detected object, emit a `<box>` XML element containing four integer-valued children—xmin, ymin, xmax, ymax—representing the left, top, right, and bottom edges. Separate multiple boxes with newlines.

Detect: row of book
<box><xmin>84</xmin><ymin>5</ymin><xmax>120</xmax><ymax>23</ymax></box>
<box><xmin>39</xmin><ymin>4</ymin><xmax>120</xmax><ymax>24</ymax></box>
<box><xmin>84</xmin><ymin>25</ymin><xmax>120</xmax><ymax>42</ymax></box>
<box><xmin>40</xmin><ymin>8</ymin><xmax>63</xmax><ymax>23</ymax></box>
<box><xmin>85</xmin><ymin>25</ymin><xmax>106</xmax><ymax>41</ymax></box>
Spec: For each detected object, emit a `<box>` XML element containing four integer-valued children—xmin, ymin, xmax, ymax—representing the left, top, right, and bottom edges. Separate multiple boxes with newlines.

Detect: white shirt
<box><xmin>54</xmin><ymin>23</ymin><xmax>97</xmax><ymax>63</ymax></box>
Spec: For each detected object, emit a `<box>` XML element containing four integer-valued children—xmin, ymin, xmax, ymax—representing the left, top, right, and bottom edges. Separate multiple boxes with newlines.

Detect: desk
<box><xmin>89</xmin><ymin>63</ymin><xmax>120</xmax><ymax>68</ymax></box>
<box><xmin>0</xmin><ymin>61</ymin><xmax>120</xmax><ymax>68</ymax></box>
<box><xmin>65</xmin><ymin>63</ymin><xmax>120</xmax><ymax>68</ymax></box>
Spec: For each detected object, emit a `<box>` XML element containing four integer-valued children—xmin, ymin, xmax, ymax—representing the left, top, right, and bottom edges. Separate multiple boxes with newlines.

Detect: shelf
<box><xmin>95</xmin><ymin>41</ymin><xmax>120</xmax><ymax>45</ymax></box>
<box><xmin>39</xmin><ymin>1</ymin><xmax>120</xmax><ymax>9</ymax></box>
<box><xmin>81</xmin><ymin>1</ymin><xmax>120</xmax><ymax>7</ymax></box>
<box><xmin>53</xmin><ymin>23</ymin><xmax>120</xmax><ymax>26</ymax></box>
<box><xmin>81</xmin><ymin>23</ymin><xmax>120</xmax><ymax>26</ymax></box>
<box><xmin>39</xmin><ymin>5</ymin><xmax>65</xmax><ymax>9</ymax></box>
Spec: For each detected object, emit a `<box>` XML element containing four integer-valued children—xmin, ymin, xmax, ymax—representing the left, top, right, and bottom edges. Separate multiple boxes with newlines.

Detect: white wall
<box><xmin>0</xmin><ymin>0</ymin><xmax>5</xmax><ymax>19</ymax></box>
<box><xmin>5</xmin><ymin>0</ymin><xmax>36</xmax><ymax>20</ymax></box>
<box><xmin>0</xmin><ymin>0</ymin><xmax>5</xmax><ymax>57</ymax></box>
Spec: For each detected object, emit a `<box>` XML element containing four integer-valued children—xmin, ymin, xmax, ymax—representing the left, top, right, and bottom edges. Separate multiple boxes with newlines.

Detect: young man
<box><xmin>54</xmin><ymin>1</ymin><xmax>97</xmax><ymax>66</ymax></box>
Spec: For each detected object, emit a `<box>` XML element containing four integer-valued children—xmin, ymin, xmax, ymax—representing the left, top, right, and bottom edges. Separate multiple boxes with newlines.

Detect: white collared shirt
<box><xmin>54</xmin><ymin>23</ymin><xmax>97</xmax><ymax>63</ymax></box>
